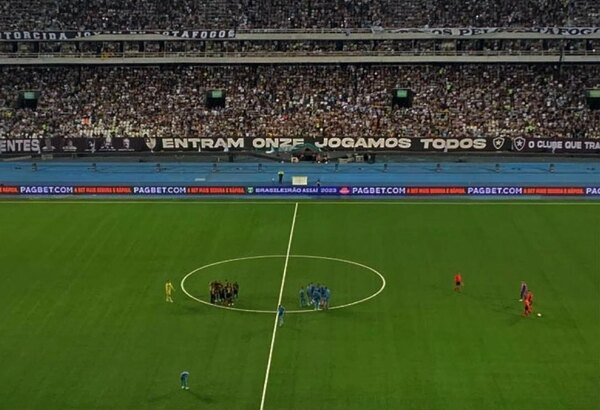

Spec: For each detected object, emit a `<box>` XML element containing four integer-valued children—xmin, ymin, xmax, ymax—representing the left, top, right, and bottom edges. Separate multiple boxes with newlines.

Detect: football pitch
<box><xmin>1</xmin><ymin>200</ymin><xmax>598</xmax><ymax>410</ymax></box>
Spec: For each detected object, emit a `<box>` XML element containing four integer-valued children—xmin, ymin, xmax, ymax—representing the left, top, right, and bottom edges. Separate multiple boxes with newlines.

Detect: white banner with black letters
<box><xmin>391</xmin><ymin>27</ymin><xmax>600</xmax><ymax>36</ymax></box>
<box><xmin>0</xmin><ymin>29</ymin><xmax>236</xmax><ymax>41</ymax></box>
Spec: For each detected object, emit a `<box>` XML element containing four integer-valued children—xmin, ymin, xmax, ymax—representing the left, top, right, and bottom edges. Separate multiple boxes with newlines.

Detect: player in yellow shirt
<box><xmin>165</xmin><ymin>280</ymin><xmax>175</xmax><ymax>303</ymax></box>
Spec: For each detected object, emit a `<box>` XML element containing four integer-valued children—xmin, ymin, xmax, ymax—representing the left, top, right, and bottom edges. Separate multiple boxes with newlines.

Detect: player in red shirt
<box><xmin>523</xmin><ymin>299</ymin><xmax>532</xmax><ymax>317</ymax></box>
<box><xmin>526</xmin><ymin>290</ymin><xmax>534</xmax><ymax>311</ymax></box>
<box><xmin>526</xmin><ymin>290</ymin><xmax>533</xmax><ymax>305</ymax></box>
<box><xmin>454</xmin><ymin>273</ymin><xmax>462</xmax><ymax>292</ymax></box>
<box><xmin>522</xmin><ymin>291</ymin><xmax>534</xmax><ymax>316</ymax></box>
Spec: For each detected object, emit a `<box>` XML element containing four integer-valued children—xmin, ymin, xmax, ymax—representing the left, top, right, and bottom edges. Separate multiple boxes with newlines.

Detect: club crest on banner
<box><xmin>493</xmin><ymin>137</ymin><xmax>505</xmax><ymax>150</ymax></box>
<box><xmin>144</xmin><ymin>137</ymin><xmax>157</xmax><ymax>151</ymax></box>
<box><xmin>513</xmin><ymin>137</ymin><xmax>526</xmax><ymax>151</ymax></box>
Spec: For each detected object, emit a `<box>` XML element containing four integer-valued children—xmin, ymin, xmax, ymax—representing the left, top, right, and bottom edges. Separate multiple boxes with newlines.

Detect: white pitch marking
<box><xmin>259</xmin><ymin>202</ymin><xmax>298</xmax><ymax>410</ymax></box>
<box><xmin>293</xmin><ymin>255</ymin><xmax>387</xmax><ymax>312</ymax></box>
<box><xmin>180</xmin><ymin>255</ymin><xmax>284</xmax><ymax>314</ymax></box>
<box><xmin>180</xmin><ymin>254</ymin><xmax>386</xmax><ymax>314</ymax></box>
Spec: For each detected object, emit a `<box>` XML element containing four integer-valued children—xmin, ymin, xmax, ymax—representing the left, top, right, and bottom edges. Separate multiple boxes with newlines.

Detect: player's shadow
<box><xmin>146</xmin><ymin>390</ymin><xmax>176</xmax><ymax>403</ymax></box>
<box><xmin>187</xmin><ymin>389</ymin><xmax>214</xmax><ymax>404</ymax></box>
<box><xmin>506</xmin><ymin>312</ymin><xmax>523</xmax><ymax>326</ymax></box>
<box><xmin>429</xmin><ymin>283</ymin><xmax>523</xmax><ymax>325</ymax></box>
<box><xmin>176</xmin><ymin>302</ymin><xmax>209</xmax><ymax>314</ymax></box>
<box><xmin>147</xmin><ymin>389</ymin><xmax>213</xmax><ymax>404</ymax></box>
<box><xmin>463</xmin><ymin>291</ymin><xmax>522</xmax><ymax>319</ymax></box>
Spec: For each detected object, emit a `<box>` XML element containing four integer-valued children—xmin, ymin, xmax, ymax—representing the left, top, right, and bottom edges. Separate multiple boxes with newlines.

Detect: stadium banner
<box><xmin>0</xmin><ymin>137</ymin><xmax>143</xmax><ymax>154</ymax></box>
<box><xmin>248</xmin><ymin>186</ymin><xmax>341</xmax><ymax>195</ymax></box>
<box><xmin>2</xmin><ymin>136</ymin><xmax>599</xmax><ymax>154</ymax></box>
<box><xmin>154</xmin><ymin>136</ymin><xmax>511</xmax><ymax>152</ymax></box>
<box><xmin>0</xmin><ymin>29</ymin><xmax>236</xmax><ymax>41</ymax></box>
<box><xmin>0</xmin><ymin>136</ymin><xmax>510</xmax><ymax>154</ymax></box>
<box><xmin>0</xmin><ymin>186</ymin><xmax>246</xmax><ymax>195</ymax></box>
<box><xmin>248</xmin><ymin>186</ymin><xmax>598</xmax><ymax>196</ymax></box>
<box><xmin>390</xmin><ymin>27</ymin><xmax>600</xmax><ymax>37</ymax></box>
<box><xmin>337</xmin><ymin>186</ymin><xmax>596</xmax><ymax>196</ymax></box>
<box><xmin>1</xmin><ymin>185</ymin><xmax>598</xmax><ymax>196</ymax></box>
<box><xmin>510</xmin><ymin>137</ymin><xmax>600</xmax><ymax>154</ymax></box>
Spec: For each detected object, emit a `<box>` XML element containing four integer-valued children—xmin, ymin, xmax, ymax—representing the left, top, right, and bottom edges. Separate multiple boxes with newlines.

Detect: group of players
<box><xmin>170</xmin><ymin>274</ymin><xmax>535</xmax><ymax>392</ymax></box>
<box><xmin>454</xmin><ymin>273</ymin><xmax>537</xmax><ymax>317</ymax></box>
<box><xmin>299</xmin><ymin>283</ymin><xmax>331</xmax><ymax>310</ymax></box>
<box><xmin>169</xmin><ymin>275</ymin><xmax>536</xmax><ymax>318</ymax></box>
<box><xmin>209</xmin><ymin>280</ymin><xmax>239</xmax><ymax>306</ymax></box>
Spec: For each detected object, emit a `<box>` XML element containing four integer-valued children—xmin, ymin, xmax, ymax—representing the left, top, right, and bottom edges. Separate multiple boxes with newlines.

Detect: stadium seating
<box><xmin>1</xmin><ymin>65</ymin><xmax>598</xmax><ymax>140</ymax></box>
<box><xmin>0</xmin><ymin>0</ymin><xmax>598</xmax><ymax>30</ymax></box>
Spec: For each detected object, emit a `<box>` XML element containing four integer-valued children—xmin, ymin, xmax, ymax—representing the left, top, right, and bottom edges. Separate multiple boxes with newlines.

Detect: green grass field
<box><xmin>1</xmin><ymin>201</ymin><xmax>598</xmax><ymax>410</ymax></box>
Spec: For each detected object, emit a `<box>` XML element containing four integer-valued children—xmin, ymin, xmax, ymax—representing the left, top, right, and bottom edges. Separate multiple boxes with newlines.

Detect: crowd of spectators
<box><xmin>2</xmin><ymin>38</ymin><xmax>598</xmax><ymax>58</ymax></box>
<box><xmin>1</xmin><ymin>64</ymin><xmax>598</xmax><ymax>141</ymax></box>
<box><xmin>0</xmin><ymin>0</ymin><xmax>598</xmax><ymax>31</ymax></box>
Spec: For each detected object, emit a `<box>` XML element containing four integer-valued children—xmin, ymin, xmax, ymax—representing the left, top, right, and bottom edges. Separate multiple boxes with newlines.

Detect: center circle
<box><xmin>180</xmin><ymin>254</ymin><xmax>386</xmax><ymax>314</ymax></box>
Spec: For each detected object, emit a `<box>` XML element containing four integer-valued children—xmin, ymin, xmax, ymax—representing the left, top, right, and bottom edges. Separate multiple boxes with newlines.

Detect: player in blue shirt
<box><xmin>299</xmin><ymin>287</ymin><xmax>307</xmax><ymax>307</ymax></box>
<box><xmin>323</xmin><ymin>287</ymin><xmax>331</xmax><ymax>310</ymax></box>
<box><xmin>317</xmin><ymin>285</ymin><xmax>326</xmax><ymax>309</ymax></box>
<box><xmin>277</xmin><ymin>304</ymin><xmax>285</xmax><ymax>326</ymax></box>
<box><xmin>307</xmin><ymin>283</ymin><xmax>314</xmax><ymax>305</ymax></box>
<box><xmin>313</xmin><ymin>290</ymin><xmax>321</xmax><ymax>311</ymax></box>
<box><xmin>180</xmin><ymin>371</ymin><xmax>190</xmax><ymax>390</ymax></box>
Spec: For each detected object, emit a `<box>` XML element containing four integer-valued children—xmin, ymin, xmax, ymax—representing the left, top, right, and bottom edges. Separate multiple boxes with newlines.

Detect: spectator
<box><xmin>0</xmin><ymin>65</ymin><xmax>598</xmax><ymax>140</ymax></box>
<box><xmin>0</xmin><ymin>0</ymin><xmax>597</xmax><ymax>31</ymax></box>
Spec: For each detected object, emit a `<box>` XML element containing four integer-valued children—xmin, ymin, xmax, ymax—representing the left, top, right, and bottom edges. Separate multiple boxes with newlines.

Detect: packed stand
<box><xmin>5</xmin><ymin>38</ymin><xmax>597</xmax><ymax>57</ymax></box>
<box><xmin>0</xmin><ymin>0</ymin><xmax>598</xmax><ymax>31</ymax></box>
<box><xmin>0</xmin><ymin>64</ymin><xmax>598</xmax><ymax>140</ymax></box>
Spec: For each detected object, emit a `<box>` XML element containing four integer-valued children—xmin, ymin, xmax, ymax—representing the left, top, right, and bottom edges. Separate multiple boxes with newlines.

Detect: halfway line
<box><xmin>259</xmin><ymin>202</ymin><xmax>298</xmax><ymax>410</ymax></box>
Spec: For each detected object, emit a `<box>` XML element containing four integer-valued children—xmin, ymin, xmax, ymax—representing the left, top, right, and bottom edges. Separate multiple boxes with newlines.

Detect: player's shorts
<box><xmin>455</xmin><ymin>281</ymin><xmax>461</xmax><ymax>286</ymax></box>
